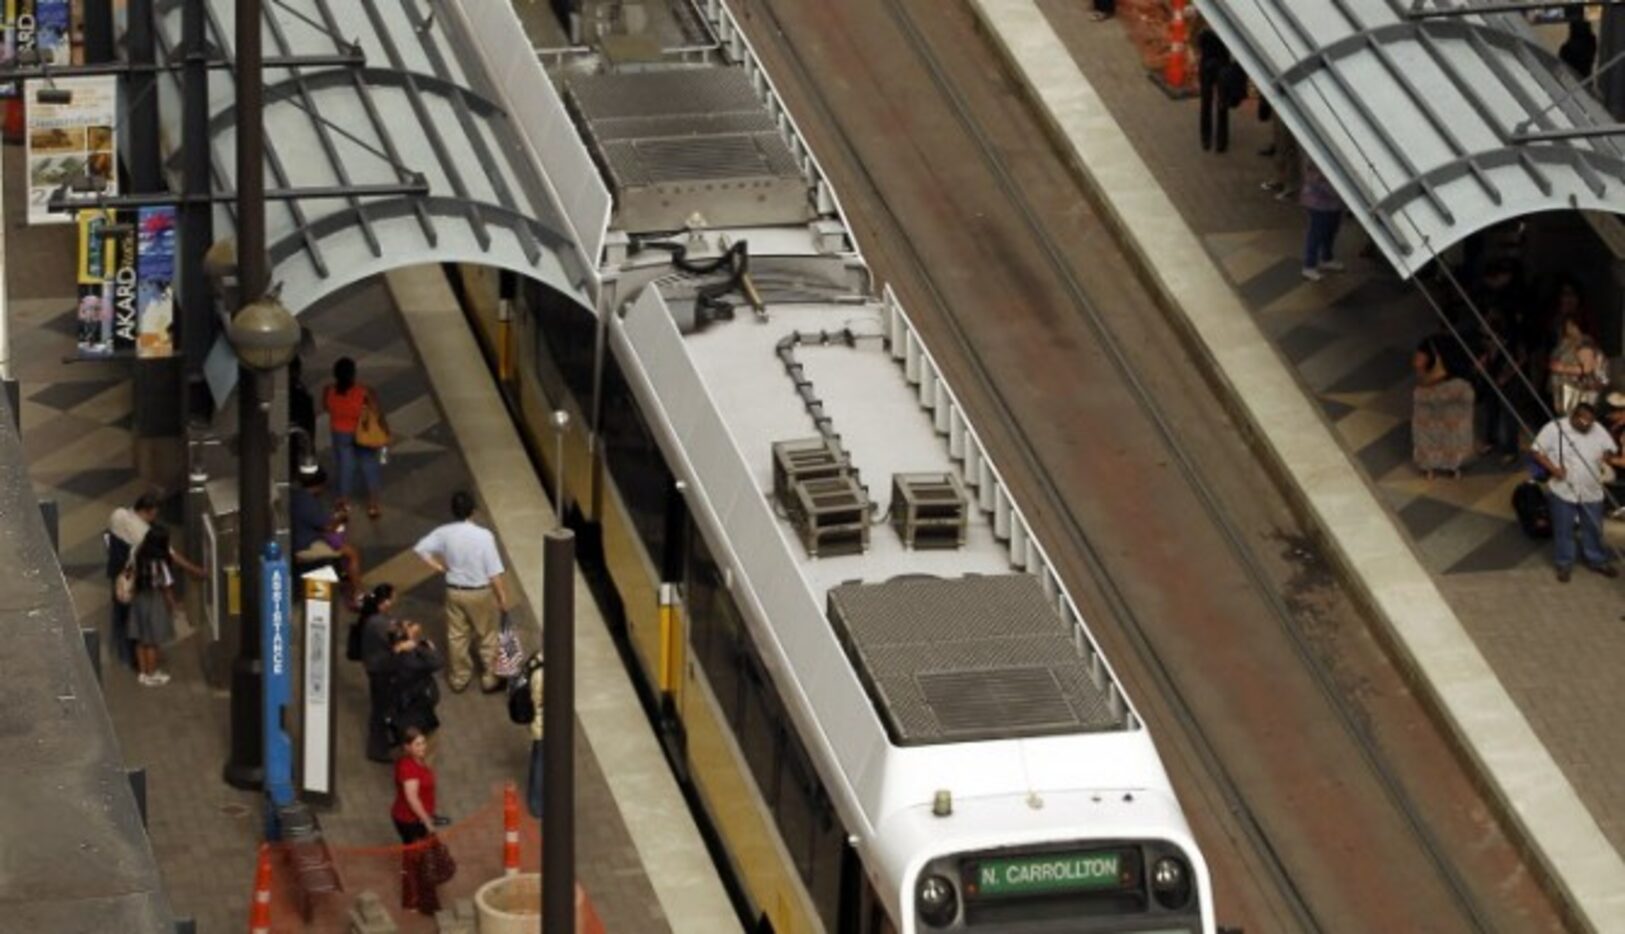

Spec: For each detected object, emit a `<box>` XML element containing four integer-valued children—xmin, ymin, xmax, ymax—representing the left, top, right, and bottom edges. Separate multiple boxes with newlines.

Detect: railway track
<box><xmin>727</xmin><ymin>0</ymin><xmax>1567</xmax><ymax>929</ymax></box>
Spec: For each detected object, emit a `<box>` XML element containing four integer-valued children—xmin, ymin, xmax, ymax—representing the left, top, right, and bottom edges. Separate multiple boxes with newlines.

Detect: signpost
<box><xmin>260</xmin><ymin>541</ymin><xmax>294</xmax><ymax>834</ymax></box>
<box><xmin>300</xmin><ymin>567</ymin><xmax>338</xmax><ymax>804</ymax></box>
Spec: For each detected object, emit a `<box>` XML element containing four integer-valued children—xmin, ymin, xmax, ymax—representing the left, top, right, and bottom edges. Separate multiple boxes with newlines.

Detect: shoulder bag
<box><xmin>355</xmin><ymin>391</ymin><xmax>390</xmax><ymax>449</ymax></box>
<box><xmin>114</xmin><ymin>562</ymin><xmax>137</xmax><ymax>605</ymax></box>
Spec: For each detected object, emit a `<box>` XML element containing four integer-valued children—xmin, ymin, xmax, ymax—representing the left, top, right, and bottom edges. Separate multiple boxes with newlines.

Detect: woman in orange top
<box><xmin>324</xmin><ymin>356</ymin><xmax>384</xmax><ymax>518</ymax></box>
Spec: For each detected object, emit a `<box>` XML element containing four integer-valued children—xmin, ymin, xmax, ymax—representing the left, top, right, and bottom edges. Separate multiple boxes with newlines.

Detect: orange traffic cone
<box><xmin>1164</xmin><ymin>0</ymin><xmax>1190</xmax><ymax>91</ymax></box>
<box><xmin>503</xmin><ymin>782</ymin><xmax>521</xmax><ymax>877</ymax></box>
<box><xmin>248</xmin><ymin>843</ymin><xmax>273</xmax><ymax>934</ymax></box>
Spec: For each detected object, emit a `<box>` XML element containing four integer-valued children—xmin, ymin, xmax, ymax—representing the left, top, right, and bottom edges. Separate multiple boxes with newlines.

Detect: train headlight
<box><xmin>1151</xmin><ymin>856</ymin><xmax>1192</xmax><ymax>909</ymax></box>
<box><xmin>916</xmin><ymin>873</ymin><xmax>958</xmax><ymax>927</ymax></box>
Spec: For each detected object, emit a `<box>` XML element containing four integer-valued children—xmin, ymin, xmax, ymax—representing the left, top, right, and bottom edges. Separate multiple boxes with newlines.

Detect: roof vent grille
<box><xmin>918</xmin><ymin>668</ymin><xmax>1082</xmax><ymax>735</ymax></box>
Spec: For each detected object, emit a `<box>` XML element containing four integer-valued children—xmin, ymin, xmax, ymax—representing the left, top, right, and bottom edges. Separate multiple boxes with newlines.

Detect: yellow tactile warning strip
<box><xmin>386</xmin><ymin>265</ymin><xmax>741</xmax><ymax>933</ymax></box>
<box><xmin>967</xmin><ymin>0</ymin><xmax>1625</xmax><ymax>929</ymax></box>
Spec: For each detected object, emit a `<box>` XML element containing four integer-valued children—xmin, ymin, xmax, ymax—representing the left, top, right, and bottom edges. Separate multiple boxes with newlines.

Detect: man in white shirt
<box><xmin>414</xmin><ymin>490</ymin><xmax>511</xmax><ymax>692</ymax></box>
<box><xmin>1531</xmin><ymin>401</ymin><xmax>1625</xmax><ymax>582</ymax></box>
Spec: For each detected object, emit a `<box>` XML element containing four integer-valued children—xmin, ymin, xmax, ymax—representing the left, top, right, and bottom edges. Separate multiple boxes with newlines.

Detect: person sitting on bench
<box><xmin>291</xmin><ymin>468</ymin><xmax>364</xmax><ymax>602</ymax></box>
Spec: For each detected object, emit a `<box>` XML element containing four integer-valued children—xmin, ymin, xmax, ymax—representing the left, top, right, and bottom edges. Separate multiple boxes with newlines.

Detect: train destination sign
<box><xmin>967</xmin><ymin>851</ymin><xmax>1128</xmax><ymax>898</ymax></box>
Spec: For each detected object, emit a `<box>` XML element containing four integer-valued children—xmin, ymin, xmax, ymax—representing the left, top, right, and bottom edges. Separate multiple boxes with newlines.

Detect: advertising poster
<box><xmin>25</xmin><ymin>74</ymin><xmax>116</xmax><ymax>225</ymax></box>
<box><xmin>135</xmin><ymin>206</ymin><xmax>176</xmax><ymax>358</ymax></box>
<box><xmin>111</xmin><ymin>219</ymin><xmax>137</xmax><ymax>353</ymax></box>
<box><xmin>35</xmin><ymin>0</ymin><xmax>68</xmax><ymax>63</ymax></box>
<box><xmin>74</xmin><ymin>208</ymin><xmax>114</xmax><ymax>356</ymax></box>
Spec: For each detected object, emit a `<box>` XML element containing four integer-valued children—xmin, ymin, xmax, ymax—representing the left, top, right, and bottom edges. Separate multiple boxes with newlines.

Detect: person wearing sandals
<box><xmin>323</xmin><ymin>356</ymin><xmax>386</xmax><ymax>519</ymax></box>
<box><xmin>130</xmin><ymin>525</ymin><xmax>180</xmax><ymax>686</ymax></box>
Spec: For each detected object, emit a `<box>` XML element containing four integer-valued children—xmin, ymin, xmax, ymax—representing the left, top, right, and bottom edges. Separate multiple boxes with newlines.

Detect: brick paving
<box><xmin>1037</xmin><ymin>0</ymin><xmax>1625</xmax><ymax>856</ymax></box>
<box><xmin>3</xmin><ymin>135</ymin><xmax>668</xmax><ymax>929</ymax></box>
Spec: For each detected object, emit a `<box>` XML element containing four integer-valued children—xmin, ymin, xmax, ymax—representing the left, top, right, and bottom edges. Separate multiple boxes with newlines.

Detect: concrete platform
<box><xmin>388</xmin><ymin>264</ymin><xmax>739</xmax><ymax>934</ymax></box>
<box><xmin>965</xmin><ymin>0</ymin><xmax>1625</xmax><ymax>929</ymax></box>
<box><xmin>6</xmin><ymin>254</ymin><xmax>719</xmax><ymax>929</ymax></box>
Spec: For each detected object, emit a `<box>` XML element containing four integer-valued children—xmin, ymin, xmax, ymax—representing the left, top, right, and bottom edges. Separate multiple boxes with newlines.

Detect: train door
<box><xmin>658</xmin><ymin>485</ymin><xmax>689</xmax><ymax>767</ymax></box>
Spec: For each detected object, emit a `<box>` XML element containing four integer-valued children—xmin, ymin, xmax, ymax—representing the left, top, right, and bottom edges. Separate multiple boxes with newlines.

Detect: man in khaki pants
<box><xmin>414</xmin><ymin>490</ymin><xmax>510</xmax><ymax>692</ymax></box>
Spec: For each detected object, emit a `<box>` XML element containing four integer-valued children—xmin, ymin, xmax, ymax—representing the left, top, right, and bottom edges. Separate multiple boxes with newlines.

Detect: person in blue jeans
<box><xmin>1299</xmin><ymin>157</ymin><xmax>1345</xmax><ymax>281</ymax></box>
<box><xmin>1531</xmin><ymin>401</ymin><xmax>1624</xmax><ymax>582</ymax></box>
<box><xmin>323</xmin><ymin>356</ymin><xmax>385</xmax><ymax>518</ymax></box>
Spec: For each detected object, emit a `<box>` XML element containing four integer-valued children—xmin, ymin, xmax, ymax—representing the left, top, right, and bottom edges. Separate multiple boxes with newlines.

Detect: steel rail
<box><xmin>733</xmin><ymin>0</ymin><xmax>1317</xmax><ymax>929</ymax></box>
<box><xmin>879</xmin><ymin>1</ymin><xmax>1495</xmax><ymax>928</ymax></box>
<box><xmin>745</xmin><ymin>0</ymin><xmax>1496</xmax><ymax>929</ymax></box>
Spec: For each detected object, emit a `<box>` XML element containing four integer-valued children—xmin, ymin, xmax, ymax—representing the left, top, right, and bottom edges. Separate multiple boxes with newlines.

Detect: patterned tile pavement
<box><xmin>1037</xmin><ymin>0</ymin><xmax>1625</xmax><ymax>857</ymax></box>
<box><xmin>4</xmin><ymin>147</ymin><xmax>667</xmax><ymax>929</ymax></box>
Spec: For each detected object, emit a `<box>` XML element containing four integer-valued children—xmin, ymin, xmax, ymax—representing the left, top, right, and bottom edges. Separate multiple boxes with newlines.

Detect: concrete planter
<box><xmin>474</xmin><ymin>873</ymin><xmax>540</xmax><ymax>933</ymax></box>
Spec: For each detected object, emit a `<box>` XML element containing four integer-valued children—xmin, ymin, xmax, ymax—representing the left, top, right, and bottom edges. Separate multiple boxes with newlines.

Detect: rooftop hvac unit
<box><xmin>788</xmin><ymin>474</ymin><xmax>871</xmax><ymax>558</ymax></box>
<box><xmin>565</xmin><ymin>69</ymin><xmax>812</xmax><ymax>233</ymax></box>
<box><xmin>771</xmin><ymin>437</ymin><xmax>851</xmax><ymax>512</ymax></box>
<box><xmin>890</xmin><ymin>473</ymin><xmax>968</xmax><ymax>549</ymax></box>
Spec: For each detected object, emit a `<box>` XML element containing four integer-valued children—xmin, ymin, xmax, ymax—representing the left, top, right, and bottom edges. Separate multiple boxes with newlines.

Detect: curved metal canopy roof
<box><xmin>150</xmin><ymin>0</ymin><xmax>593</xmax><ymax>315</ymax></box>
<box><xmin>1198</xmin><ymin>0</ymin><xmax>1625</xmax><ymax>278</ymax></box>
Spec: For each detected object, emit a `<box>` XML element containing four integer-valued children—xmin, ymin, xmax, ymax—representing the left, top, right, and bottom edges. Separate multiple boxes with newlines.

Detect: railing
<box><xmin>447</xmin><ymin>0</ymin><xmax>613</xmax><ymax>275</ymax></box>
<box><xmin>882</xmin><ymin>285</ymin><xmax>1140</xmax><ymax>729</ymax></box>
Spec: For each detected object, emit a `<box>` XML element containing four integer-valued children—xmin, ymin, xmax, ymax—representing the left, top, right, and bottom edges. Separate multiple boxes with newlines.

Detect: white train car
<box><xmin>607</xmin><ymin>245</ymin><xmax>1214</xmax><ymax>934</ymax></box>
<box><xmin>454</xmin><ymin>2</ymin><xmax>1215</xmax><ymax>930</ymax></box>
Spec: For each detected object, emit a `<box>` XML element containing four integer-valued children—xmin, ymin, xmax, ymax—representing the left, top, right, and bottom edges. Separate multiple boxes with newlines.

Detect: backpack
<box><xmin>1512</xmin><ymin>481</ymin><xmax>1553</xmax><ymax>540</ymax></box>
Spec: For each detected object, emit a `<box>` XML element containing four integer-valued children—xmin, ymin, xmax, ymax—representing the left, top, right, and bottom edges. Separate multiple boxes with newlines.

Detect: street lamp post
<box><xmin>223</xmin><ymin>0</ymin><xmax>299</xmax><ymax>790</ymax></box>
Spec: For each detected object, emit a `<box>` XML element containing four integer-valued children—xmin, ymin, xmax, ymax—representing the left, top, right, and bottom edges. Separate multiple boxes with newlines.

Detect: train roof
<box><xmin>829</xmin><ymin>575</ymin><xmax>1122</xmax><ymax>746</ymax></box>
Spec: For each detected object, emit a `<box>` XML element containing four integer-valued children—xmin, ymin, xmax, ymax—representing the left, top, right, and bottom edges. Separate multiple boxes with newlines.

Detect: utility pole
<box><xmin>542</xmin><ymin>529</ymin><xmax>575</xmax><ymax>934</ymax></box>
<box><xmin>224</xmin><ymin>0</ymin><xmax>273</xmax><ymax>791</ymax></box>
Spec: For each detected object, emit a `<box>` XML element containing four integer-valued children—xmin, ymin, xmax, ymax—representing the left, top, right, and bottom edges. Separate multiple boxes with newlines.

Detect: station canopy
<box><xmin>150</xmin><ymin>0</ymin><xmax>592</xmax><ymax>316</ymax></box>
<box><xmin>1197</xmin><ymin>0</ymin><xmax>1625</xmax><ymax>278</ymax></box>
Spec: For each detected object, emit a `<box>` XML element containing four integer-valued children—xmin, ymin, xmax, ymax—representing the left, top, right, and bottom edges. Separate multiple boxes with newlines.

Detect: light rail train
<box><xmin>453</xmin><ymin>2</ymin><xmax>1215</xmax><ymax>931</ymax></box>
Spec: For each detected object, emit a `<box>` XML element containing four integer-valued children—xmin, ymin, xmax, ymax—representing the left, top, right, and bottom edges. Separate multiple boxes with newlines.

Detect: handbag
<box><xmin>114</xmin><ymin>563</ymin><xmax>137</xmax><ymax>605</ymax></box>
<box><xmin>355</xmin><ymin>397</ymin><xmax>390</xmax><ymax>449</ymax></box>
<box><xmin>346</xmin><ymin>618</ymin><xmax>364</xmax><ymax>662</ymax></box>
<box><xmin>494</xmin><ymin>611</ymin><xmax>524</xmax><ymax>679</ymax></box>
<box><xmin>421</xmin><ymin>834</ymin><xmax>457</xmax><ymax>885</ymax></box>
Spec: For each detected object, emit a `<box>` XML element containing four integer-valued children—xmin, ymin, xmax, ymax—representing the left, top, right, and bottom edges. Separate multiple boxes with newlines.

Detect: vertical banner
<box><xmin>135</xmin><ymin>206</ymin><xmax>175</xmax><ymax>357</ymax></box>
<box><xmin>8</xmin><ymin>3</ymin><xmax>35</xmax><ymax>87</ymax></box>
<box><xmin>74</xmin><ymin>207</ymin><xmax>114</xmax><ymax>355</ymax></box>
<box><xmin>0</xmin><ymin>2</ymin><xmax>19</xmax><ymax>99</ymax></box>
<box><xmin>25</xmin><ymin>74</ymin><xmax>116</xmax><ymax>224</ymax></box>
<box><xmin>301</xmin><ymin>569</ymin><xmax>339</xmax><ymax>799</ymax></box>
<box><xmin>69</xmin><ymin>0</ymin><xmax>84</xmax><ymax>64</ymax></box>
<box><xmin>110</xmin><ymin>218</ymin><xmax>136</xmax><ymax>352</ymax></box>
<box><xmin>35</xmin><ymin>0</ymin><xmax>67</xmax><ymax>63</ymax></box>
<box><xmin>261</xmin><ymin>542</ymin><xmax>295</xmax><ymax>811</ymax></box>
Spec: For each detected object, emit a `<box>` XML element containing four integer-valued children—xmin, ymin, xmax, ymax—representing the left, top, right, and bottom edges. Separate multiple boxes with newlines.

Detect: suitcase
<box><xmin>1512</xmin><ymin>481</ymin><xmax>1553</xmax><ymax>540</ymax></box>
